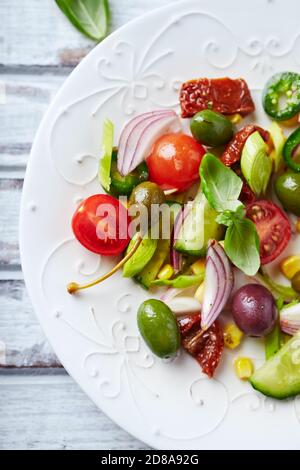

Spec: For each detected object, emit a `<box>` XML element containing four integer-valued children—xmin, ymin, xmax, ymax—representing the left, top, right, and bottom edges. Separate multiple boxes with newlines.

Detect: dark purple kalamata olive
<box><xmin>232</xmin><ymin>284</ymin><xmax>277</xmax><ymax>337</ymax></box>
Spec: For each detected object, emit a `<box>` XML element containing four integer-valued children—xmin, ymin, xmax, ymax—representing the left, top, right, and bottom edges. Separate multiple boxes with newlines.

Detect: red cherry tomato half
<box><xmin>147</xmin><ymin>133</ymin><xmax>205</xmax><ymax>192</ymax></box>
<box><xmin>246</xmin><ymin>200</ymin><xmax>291</xmax><ymax>265</ymax></box>
<box><xmin>72</xmin><ymin>194</ymin><xmax>131</xmax><ymax>256</ymax></box>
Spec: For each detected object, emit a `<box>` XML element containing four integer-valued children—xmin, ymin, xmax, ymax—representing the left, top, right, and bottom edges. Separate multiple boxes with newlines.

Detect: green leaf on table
<box><xmin>55</xmin><ymin>0</ymin><xmax>110</xmax><ymax>41</ymax></box>
<box><xmin>224</xmin><ymin>217</ymin><xmax>260</xmax><ymax>276</ymax></box>
<box><xmin>200</xmin><ymin>153</ymin><xmax>243</xmax><ymax>213</ymax></box>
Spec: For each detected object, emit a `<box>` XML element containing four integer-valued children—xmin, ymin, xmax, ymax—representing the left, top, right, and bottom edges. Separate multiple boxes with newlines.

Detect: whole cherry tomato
<box><xmin>246</xmin><ymin>200</ymin><xmax>291</xmax><ymax>265</ymax></box>
<box><xmin>72</xmin><ymin>194</ymin><xmax>131</xmax><ymax>256</ymax></box>
<box><xmin>147</xmin><ymin>133</ymin><xmax>205</xmax><ymax>192</ymax></box>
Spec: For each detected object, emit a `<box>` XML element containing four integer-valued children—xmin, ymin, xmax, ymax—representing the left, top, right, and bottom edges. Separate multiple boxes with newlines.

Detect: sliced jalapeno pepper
<box><xmin>283</xmin><ymin>126</ymin><xmax>300</xmax><ymax>172</ymax></box>
<box><xmin>263</xmin><ymin>72</ymin><xmax>300</xmax><ymax>121</ymax></box>
<box><xmin>109</xmin><ymin>149</ymin><xmax>149</xmax><ymax>196</ymax></box>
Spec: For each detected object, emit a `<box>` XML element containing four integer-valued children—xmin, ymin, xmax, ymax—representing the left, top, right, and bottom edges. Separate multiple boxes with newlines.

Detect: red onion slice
<box><xmin>280</xmin><ymin>303</ymin><xmax>300</xmax><ymax>336</ymax></box>
<box><xmin>118</xmin><ymin>110</ymin><xmax>182</xmax><ymax>176</ymax></box>
<box><xmin>117</xmin><ymin>110</ymin><xmax>169</xmax><ymax>174</ymax></box>
<box><xmin>165</xmin><ymin>297</ymin><xmax>201</xmax><ymax>316</ymax></box>
<box><xmin>160</xmin><ymin>287</ymin><xmax>184</xmax><ymax>303</ymax></box>
<box><xmin>121</xmin><ymin>113</ymin><xmax>173</xmax><ymax>175</ymax></box>
<box><xmin>201</xmin><ymin>241</ymin><xmax>234</xmax><ymax>330</ymax></box>
<box><xmin>129</xmin><ymin>114</ymin><xmax>181</xmax><ymax>174</ymax></box>
<box><xmin>202</xmin><ymin>254</ymin><xmax>226</xmax><ymax>329</ymax></box>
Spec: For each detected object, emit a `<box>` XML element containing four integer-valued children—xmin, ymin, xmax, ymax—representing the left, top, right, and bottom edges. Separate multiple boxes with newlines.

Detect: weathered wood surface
<box><xmin>0</xmin><ymin>280</ymin><xmax>59</xmax><ymax>368</ymax></box>
<box><xmin>0</xmin><ymin>179</ymin><xmax>23</xmax><ymax>268</ymax></box>
<box><xmin>0</xmin><ymin>0</ymin><xmax>170</xmax><ymax>67</ymax></box>
<box><xmin>0</xmin><ymin>0</ymin><xmax>173</xmax><ymax>450</ymax></box>
<box><xmin>0</xmin><ymin>373</ymin><xmax>148</xmax><ymax>450</ymax></box>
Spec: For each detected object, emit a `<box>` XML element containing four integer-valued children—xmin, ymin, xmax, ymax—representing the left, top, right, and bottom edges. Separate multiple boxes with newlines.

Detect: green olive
<box><xmin>275</xmin><ymin>171</ymin><xmax>300</xmax><ymax>217</ymax></box>
<box><xmin>137</xmin><ymin>299</ymin><xmax>180</xmax><ymax>358</ymax></box>
<box><xmin>190</xmin><ymin>110</ymin><xmax>234</xmax><ymax>147</ymax></box>
<box><xmin>129</xmin><ymin>182</ymin><xmax>166</xmax><ymax>208</ymax></box>
<box><xmin>292</xmin><ymin>271</ymin><xmax>300</xmax><ymax>293</ymax></box>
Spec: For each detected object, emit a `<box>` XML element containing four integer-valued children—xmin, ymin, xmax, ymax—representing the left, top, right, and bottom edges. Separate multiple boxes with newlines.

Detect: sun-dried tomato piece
<box><xmin>221</xmin><ymin>125</ymin><xmax>270</xmax><ymax>167</ymax></box>
<box><xmin>240</xmin><ymin>181</ymin><xmax>256</xmax><ymax>205</ymax></box>
<box><xmin>180</xmin><ymin>77</ymin><xmax>255</xmax><ymax>118</ymax></box>
<box><xmin>234</xmin><ymin>166</ymin><xmax>256</xmax><ymax>205</ymax></box>
<box><xmin>178</xmin><ymin>314</ymin><xmax>224</xmax><ymax>378</ymax></box>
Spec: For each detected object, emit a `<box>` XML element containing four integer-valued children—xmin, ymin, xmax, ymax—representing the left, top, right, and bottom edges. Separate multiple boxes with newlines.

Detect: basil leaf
<box><xmin>216</xmin><ymin>206</ymin><xmax>245</xmax><ymax>226</ymax></box>
<box><xmin>151</xmin><ymin>274</ymin><xmax>204</xmax><ymax>289</ymax></box>
<box><xmin>224</xmin><ymin>218</ymin><xmax>260</xmax><ymax>276</ymax></box>
<box><xmin>216</xmin><ymin>210</ymin><xmax>234</xmax><ymax>227</ymax></box>
<box><xmin>200</xmin><ymin>153</ymin><xmax>243</xmax><ymax>212</ymax></box>
<box><xmin>55</xmin><ymin>0</ymin><xmax>110</xmax><ymax>41</ymax></box>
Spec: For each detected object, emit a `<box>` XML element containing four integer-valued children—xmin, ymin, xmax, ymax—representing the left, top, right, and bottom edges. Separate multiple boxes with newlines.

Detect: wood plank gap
<box><xmin>0</xmin><ymin>266</ymin><xmax>23</xmax><ymax>280</ymax></box>
<box><xmin>0</xmin><ymin>367</ymin><xmax>65</xmax><ymax>377</ymax></box>
<box><xmin>0</xmin><ymin>165</ymin><xmax>26</xmax><ymax>179</ymax></box>
<box><xmin>0</xmin><ymin>64</ymin><xmax>74</xmax><ymax>77</ymax></box>
<box><xmin>0</xmin><ymin>372</ymin><xmax>70</xmax><ymax>386</ymax></box>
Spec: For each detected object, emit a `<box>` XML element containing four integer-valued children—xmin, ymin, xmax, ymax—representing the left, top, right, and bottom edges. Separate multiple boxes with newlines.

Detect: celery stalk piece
<box><xmin>241</xmin><ymin>131</ymin><xmax>272</xmax><ymax>196</ymax></box>
<box><xmin>269</xmin><ymin>122</ymin><xmax>286</xmax><ymax>172</ymax></box>
<box><xmin>99</xmin><ymin>119</ymin><xmax>114</xmax><ymax>192</ymax></box>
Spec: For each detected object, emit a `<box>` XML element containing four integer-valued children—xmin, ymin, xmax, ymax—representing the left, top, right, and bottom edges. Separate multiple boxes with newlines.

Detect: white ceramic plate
<box><xmin>20</xmin><ymin>0</ymin><xmax>300</xmax><ymax>450</ymax></box>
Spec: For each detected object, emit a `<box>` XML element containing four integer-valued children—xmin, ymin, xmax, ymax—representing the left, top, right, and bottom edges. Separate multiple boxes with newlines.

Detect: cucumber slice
<box><xmin>174</xmin><ymin>190</ymin><xmax>224</xmax><ymax>256</ymax></box>
<box><xmin>251</xmin><ymin>331</ymin><xmax>300</xmax><ymax>399</ymax></box>
<box><xmin>241</xmin><ymin>131</ymin><xmax>272</xmax><ymax>196</ymax></box>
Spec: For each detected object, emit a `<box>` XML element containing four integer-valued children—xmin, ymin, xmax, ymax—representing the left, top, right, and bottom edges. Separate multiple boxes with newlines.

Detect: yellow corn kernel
<box><xmin>191</xmin><ymin>259</ymin><xmax>206</xmax><ymax>276</ymax></box>
<box><xmin>296</xmin><ymin>220</ymin><xmax>300</xmax><ymax>234</ymax></box>
<box><xmin>234</xmin><ymin>357</ymin><xmax>254</xmax><ymax>380</ymax></box>
<box><xmin>280</xmin><ymin>255</ymin><xmax>300</xmax><ymax>280</ymax></box>
<box><xmin>194</xmin><ymin>282</ymin><xmax>205</xmax><ymax>304</ymax></box>
<box><xmin>158</xmin><ymin>264</ymin><xmax>174</xmax><ymax>281</ymax></box>
<box><xmin>228</xmin><ymin>113</ymin><xmax>243</xmax><ymax>125</ymax></box>
<box><xmin>224</xmin><ymin>324</ymin><xmax>244</xmax><ymax>350</ymax></box>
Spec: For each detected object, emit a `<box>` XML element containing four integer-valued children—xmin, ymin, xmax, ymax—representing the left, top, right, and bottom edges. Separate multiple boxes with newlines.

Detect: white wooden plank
<box><xmin>0</xmin><ymin>280</ymin><xmax>60</xmax><ymax>368</ymax></box>
<box><xmin>0</xmin><ymin>373</ymin><xmax>147</xmax><ymax>450</ymax></box>
<box><xmin>0</xmin><ymin>179</ymin><xmax>22</xmax><ymax>267</ymax></box>
<box><xmin>0</xmin><ymin>0</ymin><xmax>171</xmax><ymax>67</ymax></box>
<box><xmin>0</xmin><ymin>74</ymin><xmax>64</xmax><ymax>160</ymax></box>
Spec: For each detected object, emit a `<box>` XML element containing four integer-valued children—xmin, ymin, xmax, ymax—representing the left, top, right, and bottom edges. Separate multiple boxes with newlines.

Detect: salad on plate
<box><xmin>67</xmin><ymin>72</ymin><xmax>300</xmax><ymax>400</ymax></box>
